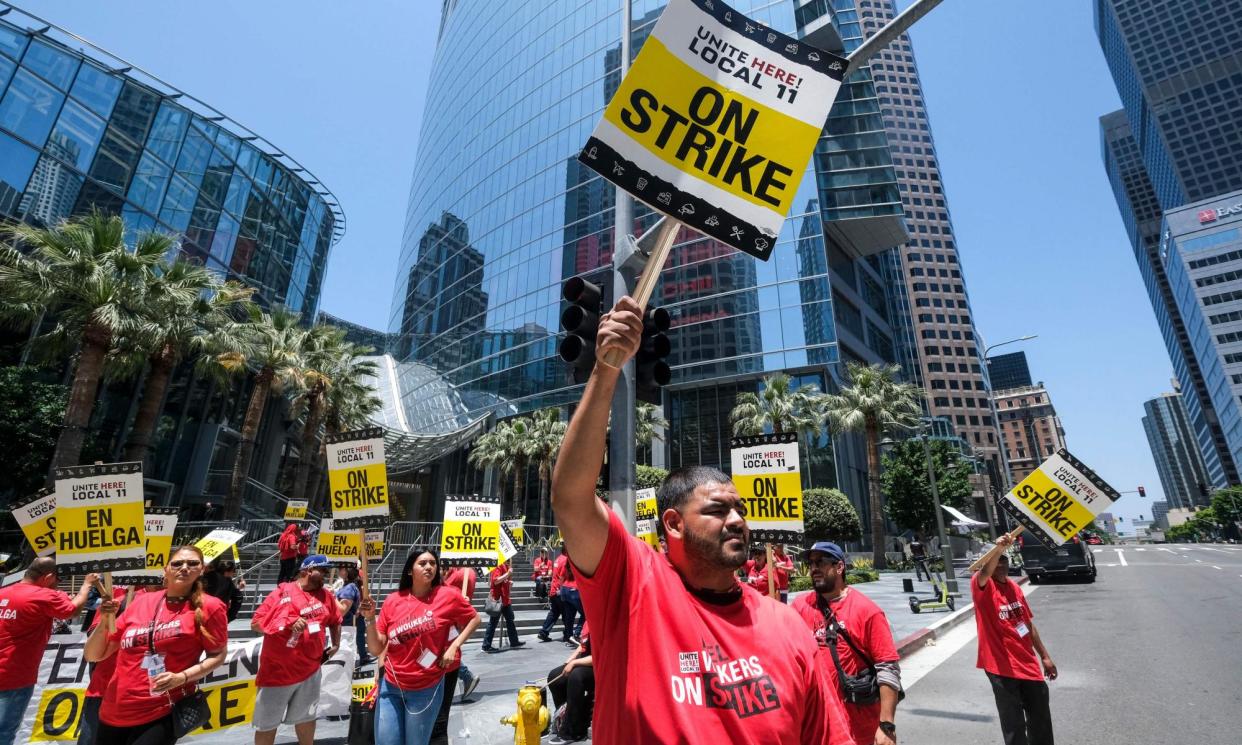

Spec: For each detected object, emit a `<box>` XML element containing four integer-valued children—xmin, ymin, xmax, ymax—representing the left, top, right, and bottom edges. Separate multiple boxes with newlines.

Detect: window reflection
<box><xmin>48</xmin><ymin>99</ymin><xmax>104</xmax><ymax>171</ymax></box>
<box><xmin>69</xmin><ymin>62</ymin><xmax>121</xmax><ymax>119</ymax></box>
<box><xmin>0</xmin><ymin>69</ymin><xmax>65</xmax><ymax>146</ymax></box>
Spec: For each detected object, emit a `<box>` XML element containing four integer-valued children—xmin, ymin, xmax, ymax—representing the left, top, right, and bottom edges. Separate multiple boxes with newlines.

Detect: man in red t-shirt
<box><xmin>772</xmin><ymin>544</ymin><xmax>795</xmax><ymax>603</ymax></box>
<box><xmin>550</xmin><ymin>296</ymin><xmax>850</xmax><ymax>745</ymax></box>
<box><xmin>795</xmin><ymin>542</ymin><xmax>901</xmax><ymax>745</ymax></box>
<box><xmin>0</xmin><ymin>558</ymin><xmax>96</xmax><ymax>745</ymax></box>
<box><xmin>973</xmin><ymin>534</ymin><xmax>1057</xmax><ymax>745</ymax></box>
<box><xmin>251</xmin><ymin>554</ymin><xmax>342</xmax><ymax>745</ymax></box>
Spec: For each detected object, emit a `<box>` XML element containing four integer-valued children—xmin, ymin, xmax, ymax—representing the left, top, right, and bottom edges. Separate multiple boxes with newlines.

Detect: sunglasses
<box><xmin>169</xmin><ymin>560</ymin><xmax>202</xmax><ymax>569</ymax></box>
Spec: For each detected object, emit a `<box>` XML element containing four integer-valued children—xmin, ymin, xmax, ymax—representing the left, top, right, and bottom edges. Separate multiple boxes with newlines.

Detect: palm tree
<box><xmin>0</xmin><ymin>211</ymin><xmax>168</xmax><ymax>476</ymax></box>
<box><xmin>521</xmin><ymin>408</ymin><xmax>567</xmax><ymax>528</ymax></box>
<box><xmin>468</xmin><ymin>419</ymin><xmax>528</xmax><ymax>515</ymax></box>
<box><xmin>821</xmin><ymin>362</ymin><xmax>921</xmax><ymax>569</ymax></box>
<box><xmin>291</xmin><ymin>334</ymin><xmax>379</xmax><ymax>508</ymax></box>
<box><xmin>635</xmin><ymin>402</ymin><xmax>668</xmax><ymax>462</ymax></box>
<box><xmin>118</xmin><ymin>256</ymin><xmax>254</xmax><ymax>465</ymax></box>
<box><xmin>306</xmin><ymin>355</ymin><xmax>383</xmax><ymax>513</ymax></box>
<box><xmin>204</xmin><ymin>305</ymin><xmax>307</xmax><ymax>519</ymax></box>
<box><xmin>730</xmin><ymin>373</ymin><xmax>824</xmax><ymax>436</ymax></box>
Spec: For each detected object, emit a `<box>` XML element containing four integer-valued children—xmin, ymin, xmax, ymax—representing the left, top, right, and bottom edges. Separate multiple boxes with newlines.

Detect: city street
<box><xmin>900</xmin><ymin>544</ymin><xmax>1242</xmax><ymax>744</ymax></box>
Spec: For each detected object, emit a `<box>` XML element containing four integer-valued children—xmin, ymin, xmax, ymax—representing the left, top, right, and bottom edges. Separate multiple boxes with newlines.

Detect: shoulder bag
<box><xmin>816</xmin><ymin>593</ymin><xmax>881</xmax><ymax>705</ymax></box>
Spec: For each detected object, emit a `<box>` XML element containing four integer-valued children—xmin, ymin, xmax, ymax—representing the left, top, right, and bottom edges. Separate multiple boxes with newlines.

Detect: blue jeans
<box><xmin>0</xmin><ymin>686</ymin><xmax>34</xmax><ymax>745</ymax></box>
<box><xmin>76</xmin><ymin>696</ymin><xmax>101</xmax><ymax>745</ymax></box>
<box><xmin>559</xmin><ymin>586</ymin><xmax>583</xmax><ymax>638</ymax></box>
<box><xmin>375</xmin><ymin>676</ymin><xmax>444</xmax><ymax>745</ymax></box>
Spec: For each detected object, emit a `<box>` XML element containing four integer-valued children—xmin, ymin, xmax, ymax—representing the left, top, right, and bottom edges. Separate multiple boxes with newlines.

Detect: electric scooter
<box><xmin>908</xmin><ymin>560</ymin><xmax>955</xmax><ymax>614</ymax></box>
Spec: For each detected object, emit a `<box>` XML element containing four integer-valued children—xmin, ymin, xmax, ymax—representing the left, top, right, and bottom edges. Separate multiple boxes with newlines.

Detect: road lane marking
<box><xmin>1135</xmin><ymin>548</ymin><xmax>1147</xmax><ymax>552</ymax></box>
<box><xmin>1197</xmin><ymin>546</ymin><xmax>1225</xmax><ymax>552</ymax></box>
<box><xmin>1196</xmin><ymin>559</ymin><xmax>1204</xmax><ymax>563</ymax></box>
<box><xmin>1159</xmin><ymin>548</ymin><xmax>1177</xmax><ymax>554</ymax></box>
<box><xmin>1213</xmin><ymin>565</ymin><xmax>1223</xmax><ymax>570</ymax></box>
<box><xmin>1116</xmin><ymin>549</ymin><xmax>1128</xmax><ymax>566</ymax></box>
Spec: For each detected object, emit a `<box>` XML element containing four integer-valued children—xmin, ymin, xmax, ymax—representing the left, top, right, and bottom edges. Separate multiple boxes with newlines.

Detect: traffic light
<box><xmin>1138</xmin><ymin>486</ymin><xmax>1146</xmax><ymax>497</ymax></box>
<box><xmin>559</xmin><ymin>276</ymin><xmax>603</xmax><ymax>383</ymax></box>
<box><xmin>636</xmin><ymin>306</ymin><xmax>671</xmax><ymax>405</ymax></box>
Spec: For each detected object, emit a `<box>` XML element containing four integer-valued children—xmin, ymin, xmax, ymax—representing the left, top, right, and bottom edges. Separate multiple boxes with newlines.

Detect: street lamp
<box><xmin>982</xmin><ymin>334</ymin><xmax>1039</xmax><ymax>533</ymax></box>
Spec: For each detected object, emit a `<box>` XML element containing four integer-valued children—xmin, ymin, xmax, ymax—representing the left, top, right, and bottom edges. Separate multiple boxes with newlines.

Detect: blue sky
<box><xmin>22</xmin><ymin>0</ymin><xmax>1172</xmax><ymax>529</ymax></box>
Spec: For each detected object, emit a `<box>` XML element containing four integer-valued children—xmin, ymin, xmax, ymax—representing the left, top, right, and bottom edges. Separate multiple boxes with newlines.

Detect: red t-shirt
<box><xmin>746</xmin><ymin>564</ymin><xmax>789</xmax><ymax>594</ymax></box>
<box><xmin>554</xmin><ymin>554</ymin><xmax>577</xmax><ymax>591</ymax></box>
<box><xmin>86</xmin><ymin>587</ymin><xmax>131</xmax><ymax>698</ymax></box>
<box><xmin>532</xmin><ymin>557</ymin><xmax>553</xmax><ymax>580</ymax></box>
<box><xmin>573</xmin><ymin>509</ymin><xmax>848</xmax><ymax>745</ymax></box>
<box><xmin>794</xmin><ymin>588</ymin><xmax>899</xmax><ymax>745</ymax></box>
<box><xmin>278</xmin><ymin>528</ymin><xmax>300</xmax><ymax>560</ymax></box>
<box><xmin>101</xmin><ymin>590</ymin><xmax>229</xmax><ymax>727</ymax></box>
<box><xmin>252</xmin><ymin>581</ymin><xmax>342</xmax><ymax>687</ymax></box>
<box><xmin>772</xmin><ymin>554</ymin><xmax>794</xmax><ymax>592</ymax></box>
<box><xmin>439</xmin><ymin>568</ymin><xmax>478</xmax><ymax>673</ymax></box>
<box><xmin>0</xmin><ymin>582</ymin><xmax>78</xmax><ymax>690</ymax></box>
<box><xmin>550</xmin><ymin>555</ymin><xmax>567</xmax><ymax>595</ymax></box>
<box><xmin>972</xmin><ymin>574</ymin><xmax>1042</xmax><ymax>681</ymax></box>
<box><xmin>378</xmin><ymin>585</ymin><xmax>478</xmax><ymax>691</ymax></box>
<box><xmin>489</xmin><ymin>563</ymin><xmax>512</xmax><ymax>605</ymax></box>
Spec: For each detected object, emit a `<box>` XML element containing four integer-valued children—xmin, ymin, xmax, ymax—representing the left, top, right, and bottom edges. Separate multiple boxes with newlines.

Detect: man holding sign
<box><xmin>552</xmin><ymin>296</ymin><xmax>846</xmax><ymax>744</ymax></box>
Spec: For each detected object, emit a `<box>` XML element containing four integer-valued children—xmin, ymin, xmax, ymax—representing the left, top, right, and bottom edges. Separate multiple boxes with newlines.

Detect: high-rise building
<box><xmin>850</xmin><ymin>0</ymin><xmax>1004</xmax><ymax>513</ymax></box>
<box><xmin>993</xmin><ymin>383</ymin><xmax>1068</xmax><ymax>484</ymax></box>
<box><xmin>0</xmin><ymin>7</ymin><xmax>343</xmax><ymax>505</ymax></box>
<box><xmin>987</xmin><ymin>351</ymin><xmax>1033</xmax><ymax>392</ymax></box>
<box><xmin>1097</xmin><ymin>0</ymin><xmax>1242</xmax><ymax>487</ymax></box>
<box><xmin>388</xmin><ymin>0</ymin><xmax>922</xmax><ymax>526</ymax></box>
<box><xmin>1142</xmin><ymin>387</ymin><xmax>1212</xmax><ymax>509</ymax></box>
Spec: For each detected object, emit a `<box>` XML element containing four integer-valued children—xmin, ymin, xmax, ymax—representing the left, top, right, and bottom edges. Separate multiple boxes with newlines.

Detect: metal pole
<box><xmin>921</xmin><ymin>433</ymin><xmax>958</xmax><ymax>594</ymax></box>
<box><xmin>845</xmin><ymin>0</ymin><xmax>946</xmax><ymax>74</ymax></box>
<box><xmin>609</xmin><ymin>0</ymin><xmax>637</xmax><ymax>536</ymax></box>
<box><xmin>982</xmin><ymin>335</ymin><xmax>1037</xmax><ymax>534</ymax></box>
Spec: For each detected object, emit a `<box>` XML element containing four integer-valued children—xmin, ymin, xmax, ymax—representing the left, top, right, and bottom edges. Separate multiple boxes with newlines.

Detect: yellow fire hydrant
<box><xmin>499</xmin><ymin>685</ymin><xmax>549</xmax><ymax>745</ymax></box>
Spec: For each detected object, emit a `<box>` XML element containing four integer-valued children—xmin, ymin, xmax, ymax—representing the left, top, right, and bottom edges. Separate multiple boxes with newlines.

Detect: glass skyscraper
<box><xmin>1097</xmin><ymin>0</ymin><xmax>1242</xmax><ymax>487</ymax></box>
<box><xmin>1142</xmin><ymin>387</ymin><xmax>1212</xmax><ymax>509</ymax></box>
<box><xmin>389</xmin><ymin>0</ymin><xmax>919</xmax><ymax>524</ymax></box>
<box><xmin>0</xmin><ymin>6</ymin><xmax>343</xmax><ymax>503</ymax></box>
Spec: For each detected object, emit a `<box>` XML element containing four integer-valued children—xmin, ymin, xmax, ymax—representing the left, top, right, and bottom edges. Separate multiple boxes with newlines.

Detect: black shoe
<box><xmin>481</xmin><ymin>645</ymin><xmax>495</xmax><ymax>652</ymax></box>
<box><xmin>537</xmin><ymin>633</ymin><xmax>551</xmax><ymax>642</ymax></box>
<box><xmin>511</xmin><ymin>640</ymin><xmax>527</xmax><ymax>648</ymax></box>
<box><xmin>565</xmin><ymin>640</ymin><xmax>578</xmax><ymax>648</ymax></box>
<box><xmin>461</xmin><ymin>675</ymin><xmax>481</xmax><ymax>699</ymax></box>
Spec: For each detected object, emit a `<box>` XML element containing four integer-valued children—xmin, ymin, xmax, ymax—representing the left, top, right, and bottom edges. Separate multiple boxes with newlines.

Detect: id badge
<box><xmin>308</xmin><ymin>621</ymin><xmax>322</xmax><ymax>635</ymax></box>
<box><xmin>417</xmin><ymin>649</ymin><xmax>439</xmax><ymax>668</ymax></box>
<box><xmin>1015</xmin><ymin>622</ymin><xmax>1030</xmax><ymax>638</ymax></box>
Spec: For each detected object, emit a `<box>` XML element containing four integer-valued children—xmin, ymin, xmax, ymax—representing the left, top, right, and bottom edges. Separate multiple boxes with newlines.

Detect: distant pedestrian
<box><xmin>481</xmin><ymin>561</ymin><xmax>525</xmax><ymax>652</ymax></box>
<box><xmin>796</xmin><ymin>541</ymin><xmax>902</xmax><ymax>745</ymax></box>
<box><xmin>333</xmin><ymin>566</ymin><xmax>369</xmax><ymax>665</ymax></box>
<box><xmin>772</xmin><ymin>544</ymin><xmax>795</xmax><ymax>603</ymax></box>
<box><xmin>556</xmin><ymin>549</ymin><xmax>584</xmax><ymax>644</ymax></box>
<box><xmin>532</xmin><ymin>548</ymin><xmax>553</xmax><ymax>602</ymax></box>
<box><xmin>278</xmin><ymin>524</ymin><xmax>301</xmax><ymax>583</ymax></box>
<box><xmin>203</xmin><ymin>559</ymin><xmax>245</xmax><ymax>622</ymax></box>
<box><xmin>250</xmin><ymin>554</ymin><xmax>341</xmax><ymax>745</ymax></box>
<box><xmin>537</xmin><ymin>549</ymin><xmax>570</xmax><ymax>643</ymax></box>
<box><xmin>360</xmin><ymin>549</ymin><xmax>482</xmax><ymax>745</ymax></box>
<box><xmin>0</xmin><ymin>560</ymin><xmax>97</xmax><ymax>745</ymax></box>
<box><xmin>910</xmin><ymin>534</ymin><xmax>929</xmax><ymax>582</ymax></box>
<box><xmin>974</xmin><ymin>534</ymin><xmax>1057</xmax><ymax>745</ymax></box>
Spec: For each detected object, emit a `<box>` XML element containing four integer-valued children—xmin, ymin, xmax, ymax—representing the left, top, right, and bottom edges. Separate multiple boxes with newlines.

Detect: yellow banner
<box><xmin>365</xmin><ymin>530</ymin><xmax>384</xmax><ymax>561</ymax></box>
<box><xmin>440</xmin><ymin>496</ymin><xmax>502</xmax><ymax>566</ymax></box>
<box><xmin>317</xmin><ymin>520</ymin><xmax>362</xmax><ymax>564</ymax></box>
<box><xmin>11</xmin><ymin>490</ymin><xmax>57</xmax><ymax>558</ymax></box>
<box><xmin>55</xmin><ymin>501</ymin><xmax>144</xmax><ymax>557</ymax></box>
<box><xmin>730</xmin><ymin>435</ymin><xmax>804</xmax><ymax>541</ymax></box>
<box><xmin>636</xmin><ymin>488</ymin><xmax>660</xmax><ymax>549</ymax></box>
<box><xmin>284</xmin><ymin>500</ymin><xmax>308</xmax><ymax>520</ymax></box>
<box><xmin>195</xmin><ymin>529</ymin><xmax>246</xmax><ymax>564</ymax></box>
<box><xmin>326</xmin><ymin>429</ymin><xmax>389</xmax><ymax>529</ymax></box>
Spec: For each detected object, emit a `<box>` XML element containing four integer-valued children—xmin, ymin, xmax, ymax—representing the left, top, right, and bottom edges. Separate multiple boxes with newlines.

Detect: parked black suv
<box><xmin>1019</xmin><ymin>534</ymin><xmax>1097</xmax><ymax>583</ymax></box>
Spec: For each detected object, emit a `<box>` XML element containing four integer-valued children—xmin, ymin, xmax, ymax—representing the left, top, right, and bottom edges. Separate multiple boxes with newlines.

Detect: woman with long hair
<box><xmin>84</xmin><ymin>545</ymin><xmax>229</xmax><ymax>744</ymax></box>
<box><xmin>360</xmin><ymin>549</ymin><xmax>482</xmax><ymax>745</ymax></box>
<box><xmin>335</xmin><ymin>565</ymin><xmax>370</xmax><ymax>664</ymax></box>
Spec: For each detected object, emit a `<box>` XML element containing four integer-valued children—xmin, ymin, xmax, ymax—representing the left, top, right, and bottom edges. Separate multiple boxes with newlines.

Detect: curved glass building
<box><xmin>0</xmin><ymin>5</ymin><xmax>343</xmax><ymax>313</ymax></box>
<box><xmin>392</xmin><ymin>0</ymin><xmax>915</xmax><ymax>518</ymax></box>
<box><xmin>0</xmin><ymin>4</ymin><xmax>344</xmax><ymax>505</ymax></box>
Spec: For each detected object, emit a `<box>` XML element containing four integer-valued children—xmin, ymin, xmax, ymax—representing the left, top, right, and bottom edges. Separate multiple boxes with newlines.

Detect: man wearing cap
<box><xmin>795</xmin><ymin>541</ymin><xmax>902</xmax><ymax>745</ymax></box>
<box><xmin>974</xmin><ymin>534</ymin><xmax>1056</xmax><ymax>745</ymax></box>
<box><xmin>251</xmin><ymin>554</ymin><xmax>342</xmax><ymax>745</ymax></box>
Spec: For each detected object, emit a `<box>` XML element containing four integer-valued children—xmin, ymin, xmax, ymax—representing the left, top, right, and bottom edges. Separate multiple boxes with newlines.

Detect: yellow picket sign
<box><xmin>636</xmin><ymin>488</ymin><xmax>660</xmax><ymax>549</ymax></box>
<box><xmin>1000</xmin><ymin>449</ymin><xmax>1120</xmax><ymax>547</ymax></box>
<box><xmin>195</xmin><ymin>529</ymin><xmax>246</xmax><ymax>564</ymax></box>
<box><xmin>730</xmin><ymin>433</ymin><xmax>804</xmax><ymax>542</ymax></box>
<box><xmin>52</xmin><ymin>462</ymin><xmax>147</xmax><ymax>573</ymax></box>
<box><xmin>317</xmin><ymin>519</ymin><xmax>363</xmax><ymax>565</ymax></box>
<box><xmin>440</xmin><ymin>496</ymin><xmax>501</xmax><ymax>567</ymax></box>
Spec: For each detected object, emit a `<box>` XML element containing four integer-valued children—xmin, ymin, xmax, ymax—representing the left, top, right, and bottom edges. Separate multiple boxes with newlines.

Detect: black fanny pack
<box><xmin>817</xmin><ymin>594</ymin><xmax>880</xmax><ymax>705</ymax></box>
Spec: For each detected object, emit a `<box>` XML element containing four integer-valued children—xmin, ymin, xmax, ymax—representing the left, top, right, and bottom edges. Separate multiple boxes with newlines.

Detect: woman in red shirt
<box><xmin>360</xmin><ymin>549</ymin><xmax>481</xmax><ymax>745</ymax></box>
<box><xmin>481</xmin><ymin>561</ymin><xmax>525</xmax><ymax>652</ymax></box>
<box><xmin>84</xmin><ymin>546</ymin><xmax>229</xmax><ymax>745</ymax></box>
<box><xmin>531</xmin><ymin>548</ymin><xmax>553</xmax><ymax>602</ymax></box>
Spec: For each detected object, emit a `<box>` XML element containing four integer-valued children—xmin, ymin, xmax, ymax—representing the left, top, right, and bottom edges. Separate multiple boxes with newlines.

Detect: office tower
<box><xmin>993</xmin><ymin>383</ymin><xmax>1068</xmax><ymax>484</ymax></box>
<box><xmin>987</xmin><ymin>351</ymin><xmax>1033</xmax><ymax>392</ymax></box>
<box><xmin>1143</xmin><ymin>386</ymin><xmax>1214</xmax><ymax>510</ymax></box>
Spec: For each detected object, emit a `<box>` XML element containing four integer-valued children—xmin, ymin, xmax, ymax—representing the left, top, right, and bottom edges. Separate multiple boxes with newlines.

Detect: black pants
<box><xmin>76</xmin><ymin>696</ymin><xmax>101</xmax><ymax>745</ymax></box>
<box><xmin>539</xmin><ymin>594</ymin><xmax>565</xmax><ymax>637</ymax></box>
<box><xmin>914</xmin><ymin>557</ymin><xmax>930</xmax><ymax>581</ymax></box>
<box><xmin>428</xmin><ymin>668</ymin><xmax>459</xmax><ymax>744</ymax></box>
<box><xmin>279</xmin><ymin>557</ymin><xmax>298</xmax><ymax>583</ymax></box>
<box><xmin>482</xmin><ymin>605</ymin><xmax>519</xmax><ymax>648</ymax></box>
<box><xmin>95</xmin><ymin>714</ymin><xmax>176</xmax><ymax>745</ymax></box>
<box><xmin>987</xmin><ymin>672</ymin><xmax>1054</xmax><ymax>745</ymax></box>
<box><xmin>547</xmin><ymin>663</ymin><xmax>595</xmax><ymax>740</ymax></box>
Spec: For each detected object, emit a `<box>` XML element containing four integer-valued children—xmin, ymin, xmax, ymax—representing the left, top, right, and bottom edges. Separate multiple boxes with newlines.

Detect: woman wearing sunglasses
<box><xmin>84</xmin><ymin>546</ymin><xmax>229</xmax><ymax>744</ymax></box>
<box><xmin>359</xmin><ymin>549</ymin><xmax>481</xmax><ymax>745</ymax></box>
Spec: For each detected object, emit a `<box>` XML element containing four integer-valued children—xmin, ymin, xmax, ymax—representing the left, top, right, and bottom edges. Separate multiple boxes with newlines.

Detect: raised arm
<box><xmin>975</xmin><ymin>533</ymin><xmax>1015</xmax><ymax>589</ymax></box>
<box><xmin>551</xmin><ymin>296</ymin><xmax>643</xmax><ymax>577</ymax></box>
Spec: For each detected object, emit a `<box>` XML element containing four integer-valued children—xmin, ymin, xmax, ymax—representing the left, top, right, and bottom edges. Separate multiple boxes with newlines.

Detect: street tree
<box><xmin>879</xmin><ymin>438</ymin><xmax>972</xmax><ymax>537</ymax></box>
<box><xmin>822</xmin><ymin>362</ymin><xmax>921</xmax><ymax>569</ymax></box>
<box><xmin>116</xmin><ymin>256</ymin><xmax>254</xmax><ymax>465</ymax></box>
<box><xmin>0</xmin><ymin>366</ymin><xmax>67</xmax><ymax>497</ymax></box>
<box><xmin>0</xmin><ymin>211</ymin><xmax>167</xmax><ymax>477</ymax></box>
<box><xmin>730</xmin><ymin>372</ymin><xmax>827</xmax><ymax>489</ymax></box>
<box><xmin>635</xmin><ymin>401</ymin><xmax>668</xmax><ymax>463</ymax></box>
<box><xmin>468</xmin><ymin>419</ymin><xmax>529</xmax><ymax>517</ymax></box>
<box><xmin>521</xmin><ymin>408</ymin><xmax>567</xmax><ymax>529</ymax></box>
<box><xmin>203</xmin><ymin>305</ymin><xmax>307</xmax><ymax>519</ymax></box>
<box><xmin>802</xmin><ymin>487</ymin><xmax>862</xmax><ymax>543</ymax></box>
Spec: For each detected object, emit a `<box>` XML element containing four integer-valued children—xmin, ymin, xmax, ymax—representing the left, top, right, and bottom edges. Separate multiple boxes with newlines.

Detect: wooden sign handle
<box><xmin>460</xmin><ymin>570</ymin><xmax>469</xmax><ymax>599</ymax></box>
<box><xmin>356</xmin><ymin>529</ymin><xmax>371</xmax><ymax>603</ymax></box>
<box><xmin>968</xmin><ymin>526</ymin><xmax>1025</xmax><ymax>573</ymax></box>
<box><xmin>765</xmin><ymin>543</ymin><xmax>777</xmax><ymax>600</ymax></box>
<box><xmin>601</xmin><ymin>219</ymin><xmax>681</xmax><ymax>368</ymax></box>
<box><xmin>99</xmin><ymin>572</ymin><xmax>116</xmax><ymax>633</ymax></box>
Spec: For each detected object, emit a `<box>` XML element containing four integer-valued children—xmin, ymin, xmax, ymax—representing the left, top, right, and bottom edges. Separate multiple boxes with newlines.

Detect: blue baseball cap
<box><xmin>300</xmin><ymin>554</ymin><xmax>331</xmax><ymax>571</ymax></box>
<box><xmin>807</xmin><ymin>541</ymin><xmax>846</xmax><ymax>563</ymax></box>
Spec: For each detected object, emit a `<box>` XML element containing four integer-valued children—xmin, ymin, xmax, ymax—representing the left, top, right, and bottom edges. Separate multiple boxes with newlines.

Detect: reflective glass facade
<box><xmin>0</xmin><ymin>11</ymin><xmax>342</xmax><ymax>313</ymax></box>
<box><xmin>391</xmin><ymin>0</ymin><xmax>915</xmax><ymax>522</ymax></box>
<box><xmin>1142</xmin><ymin>390</ymin><xmax>1211</xmax><ymax>509</ymax></box>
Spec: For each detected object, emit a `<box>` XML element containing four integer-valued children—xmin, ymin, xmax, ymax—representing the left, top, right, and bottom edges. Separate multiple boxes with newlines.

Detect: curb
<box><xmin>895</xmin><ymin>575</ymin><xmax>1029</xmax><ymax>658</ymax></box>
